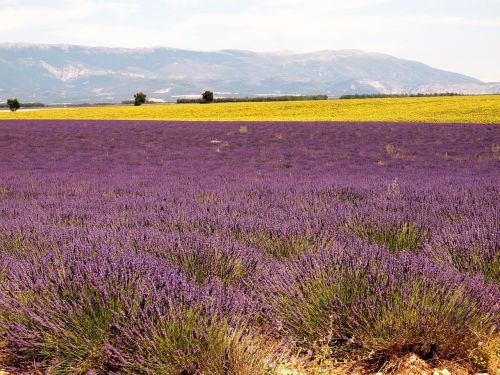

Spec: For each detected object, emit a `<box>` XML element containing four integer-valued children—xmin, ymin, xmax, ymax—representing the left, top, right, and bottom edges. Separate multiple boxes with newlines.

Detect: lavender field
<box><xmin>0</xmin><ymin>120</ymin><xmax>499</xmax><ymax>374</ymax></box>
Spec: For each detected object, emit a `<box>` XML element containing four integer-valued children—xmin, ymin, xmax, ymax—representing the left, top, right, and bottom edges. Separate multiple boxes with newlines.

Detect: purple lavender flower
<box><xmin>0</xmin><ymin>120</ymin><xmax>498</xmax><ymax>372</ymax></box>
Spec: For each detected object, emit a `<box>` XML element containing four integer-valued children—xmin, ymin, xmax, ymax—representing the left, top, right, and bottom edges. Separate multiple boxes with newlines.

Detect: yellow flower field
<box><xmin>1</xmin><ymin>95</ymin><xmax>499</xmax><ymax>123</ymax></box>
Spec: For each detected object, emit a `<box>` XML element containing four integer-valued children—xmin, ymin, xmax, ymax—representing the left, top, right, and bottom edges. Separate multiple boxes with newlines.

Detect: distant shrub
<box><xmin>133</xmin><ymin>92</ymin><xmax>147</xmax><ymax>106</ymax></box>
<box><xmin>6</xmin><ymin>98</ymin><xmax>20</xmax><ymax>112</ymax></box>
<box><xmin>202</xmin><ymin>90</ymin><xmax>214</xmax><ymax>103</ymax></box>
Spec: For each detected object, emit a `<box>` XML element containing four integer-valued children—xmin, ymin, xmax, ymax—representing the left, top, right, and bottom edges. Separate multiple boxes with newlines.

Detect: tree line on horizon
<box><xmin>2</xmin><ymin>91</ymin><xmax>478</xmax><ymax>111</ymax></box>
<box><xmin>339</xmin><ymin>92</ymin><xmax>463</xmax><ymax>99</ymax></box>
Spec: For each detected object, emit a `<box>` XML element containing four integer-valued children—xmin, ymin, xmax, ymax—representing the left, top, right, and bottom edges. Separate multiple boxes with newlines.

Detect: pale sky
<box><xmin>1</xmin><ymin>0</ymin><xmax>499</xmax><ymax>81</ymax></box>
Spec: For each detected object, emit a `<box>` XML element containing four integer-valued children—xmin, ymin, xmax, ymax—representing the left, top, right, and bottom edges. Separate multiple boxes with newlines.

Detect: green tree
<box><xmin>202</xmin><ymin>90</ymin><xmax>214</xmax><ymax>103</ymax></box>
<box><xmin>7</xmin><ymin>98</ymin><xmax>20</xmax><ymax>112</ymax></box>
<box><xmin>133</xmin><ymin>92</ymin><xmax>147</xmax><ymax>106</ymax></box>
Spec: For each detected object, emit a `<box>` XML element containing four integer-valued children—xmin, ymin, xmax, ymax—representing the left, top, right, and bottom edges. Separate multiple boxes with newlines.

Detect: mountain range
<box><xmin>0</xmin><ymin>43</ymin><xmax>499</xmax><ymax>104</ymax></box>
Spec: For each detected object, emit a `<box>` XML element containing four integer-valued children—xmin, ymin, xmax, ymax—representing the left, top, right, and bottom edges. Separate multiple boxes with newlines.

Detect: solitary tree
<box><xmin>202</xmin><ymin>90</ymin><xmax>214</xmax><ymax>103</ymax></box>
<box><xmin>134</xmin><ymin>92</ymin><xmax>147</xmax><ymax>106</ymax></box>
<box><xmin>7</xmin><ymin>98</ymin><xmax>20</xmax><ymax>112</ymax></box>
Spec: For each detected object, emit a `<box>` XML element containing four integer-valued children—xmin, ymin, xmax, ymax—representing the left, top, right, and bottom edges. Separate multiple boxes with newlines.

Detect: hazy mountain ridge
<box><xmin>0</xmin><ymin>43</ymin><xmax>498</xmax><ymax>103</ymax></box>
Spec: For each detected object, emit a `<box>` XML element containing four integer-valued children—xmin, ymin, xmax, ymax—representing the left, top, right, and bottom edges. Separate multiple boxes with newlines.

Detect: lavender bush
<box><xmin>256</xmin><ymin>243</ymin><xmax>498</xmax><ymax>365</ymax></box>
<box><xmin>0</xmin><ymin>120</ymin><xmax>498</xmax><ymax>373</ymax></box>
<box><xmin>0</xmin><ymin>248</ymin><xmax>267</xmax><ymax>374</ymax></box>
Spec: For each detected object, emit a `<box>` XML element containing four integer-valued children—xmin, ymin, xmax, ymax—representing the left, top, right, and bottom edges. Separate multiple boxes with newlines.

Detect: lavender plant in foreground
<box><xmin>0</xmin><ymin>248</ymin><xmax>269</xmax><ymax>374</ymax></box>
<box><xmin>255</xmin><ymin>242</ymin><xmax>499</xmax><ymax>366</ymax></box>
<box><xmin>424</xmin><ymin>215</ymin><xmax>499</xmax><ymax>282</ymax></box>
<box><xmin>0</xmin><ymin>120</ymin><xmax>498</xmax><ymax>373</ymax></box>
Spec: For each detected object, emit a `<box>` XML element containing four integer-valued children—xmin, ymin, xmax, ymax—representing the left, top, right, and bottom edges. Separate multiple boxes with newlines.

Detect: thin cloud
<box><xmin>0</xmin><ymin>0</ymin><xmax>139</xmax><ymax>32</ymax></box>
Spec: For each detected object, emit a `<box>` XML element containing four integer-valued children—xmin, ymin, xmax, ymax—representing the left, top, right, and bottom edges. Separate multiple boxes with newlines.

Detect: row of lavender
<box><xmin>0</xmin><ymin>120</ymin><xmax>498</xmax><ymax>374</ymax></box>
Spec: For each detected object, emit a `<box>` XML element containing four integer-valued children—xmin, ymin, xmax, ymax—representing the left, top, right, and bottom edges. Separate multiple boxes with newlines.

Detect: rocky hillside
<box><xmin>0</xmin><ymin>43</ymin><xmax>498</xmax><ymax>103</ymax></box>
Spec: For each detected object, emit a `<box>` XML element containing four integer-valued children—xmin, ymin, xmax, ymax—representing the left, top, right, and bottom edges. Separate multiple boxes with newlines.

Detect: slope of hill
<box><xmin>0</xmin><ymin>43</ymin><xmax>498</xmax><ymax>103</ymax></box>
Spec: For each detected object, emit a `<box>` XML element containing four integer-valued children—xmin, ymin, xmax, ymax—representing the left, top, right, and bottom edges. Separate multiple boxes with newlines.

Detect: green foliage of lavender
<box><xmin>256</xmin><ymin>244</ymin><xmax>498</xmax><ymax>363</ymax></box>
<box><xmin>0</xmin><ymin>120</ymin><xmax>498</xmax><ymax>372</ymax></box>
<box><xmin>0</xmin><ymin>250</ymin><xmax>267</xmax><ymax>374</ymax></box>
